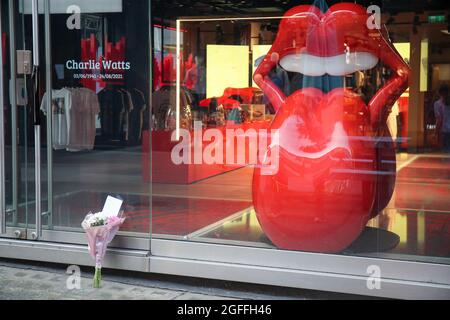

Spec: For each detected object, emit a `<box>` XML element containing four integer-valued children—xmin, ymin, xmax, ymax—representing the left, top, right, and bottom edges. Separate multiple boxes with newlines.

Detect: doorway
<box><xmin>0</xmin><ymin>0</ymin><xmax>152</xmax><ymax>251</ymax></box>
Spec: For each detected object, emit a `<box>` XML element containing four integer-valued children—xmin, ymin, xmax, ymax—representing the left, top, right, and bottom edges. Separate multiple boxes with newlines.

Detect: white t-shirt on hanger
<box><xmin>40</xmin><ymin>88</ymin><xmax>72</xmax><ymax>150</ymax></box>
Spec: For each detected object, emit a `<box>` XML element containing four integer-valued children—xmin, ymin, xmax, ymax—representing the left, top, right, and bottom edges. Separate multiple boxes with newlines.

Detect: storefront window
<box><xmin>150</xmin><ymin>0</ymin><xmax>449</xmax><ymax>264</ymax></box>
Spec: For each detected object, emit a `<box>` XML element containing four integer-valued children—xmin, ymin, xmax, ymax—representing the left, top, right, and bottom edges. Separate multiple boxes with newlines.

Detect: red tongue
<box><xmin>273</xmin><ymin>88</ymin><xmax>369</xmax><ymax>147</ymax></box>
<box><xmin>252</xmin><ymin>87</ymin><xmax>376</xmax><ymax>253</ymax></box>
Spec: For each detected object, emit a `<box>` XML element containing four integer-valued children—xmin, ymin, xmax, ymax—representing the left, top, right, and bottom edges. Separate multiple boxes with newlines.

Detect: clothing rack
<box><xmin>96</xmin><ymin>86</ymin><xmax>147</xmax><ymax>147</ymax></box>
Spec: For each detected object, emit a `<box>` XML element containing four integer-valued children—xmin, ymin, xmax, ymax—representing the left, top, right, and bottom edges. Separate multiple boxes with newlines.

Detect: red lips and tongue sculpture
<box><xmin>253</xmin><ymin>3</ymin><xmax>410</xmax><ymax>253</ymax></box>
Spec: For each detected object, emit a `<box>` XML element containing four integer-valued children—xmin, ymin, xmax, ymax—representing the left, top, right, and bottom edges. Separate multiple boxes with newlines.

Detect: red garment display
<box><xmin>253</xmin><ymin>3</ymin><xmax>410</xmax><ymax>252</ymax></box>
<box><xmin>153</xmin><ymin>57</ymin><xmax>162</xmax><ymax>90</ymax></box>
<box><xmin>184</xmin><ymin>64</ymin><xmax>198</xmax><ymax>90</ymax></box>
<box><xmin>103</xmin><ymin>36</ymin><xmax>126</xmax><ymax>85</ymax></box>
<box><xmin>80</xmin><ymin>34</ymin><xmax>126</xmax><ymax>89</ymax></box>
<box><xmin>80</xmin><ymin>34</ymin><xmax>103</xmax><ymax>91</ymax></box>
<box><xmin>199</xmin><ymin>97</ymin><xmax>240</xmax><ymax>109</ymax></box>
<box><xmin>163</xmin><ymin>53</ymin><xmax>176</xmax><ymax>83</ymax></box>
<box><xmin>222</xmin><ymin>87</ymin><xmax>260</xmax><ymax>104</ymax></box>
<box><xmin>199</xmin><ymin>87</ymin><xmax>261</xmax><ymax>109</ymax></box>
<box><xmin>185</xmin><ymin>53</ymin><xmax>195</xmax><ymax>71</ymax></box>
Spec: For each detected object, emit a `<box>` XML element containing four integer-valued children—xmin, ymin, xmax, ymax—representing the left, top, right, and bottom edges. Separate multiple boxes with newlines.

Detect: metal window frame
<box><xmin>0</xmin><ymin>0</ymin><xmax>6</xmax><ymax>235</ymax></box>
<box><xmin>0</xmin><ymin>237</ymin><xmax>449</xmax><ymax>299</ymax></box>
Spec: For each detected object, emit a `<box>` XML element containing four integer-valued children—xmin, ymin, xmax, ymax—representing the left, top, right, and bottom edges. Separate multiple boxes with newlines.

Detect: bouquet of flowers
<box><xmin>81</xmin><ymin>209</ymin><xmax>125</xmax><ymax>288</ymax></box>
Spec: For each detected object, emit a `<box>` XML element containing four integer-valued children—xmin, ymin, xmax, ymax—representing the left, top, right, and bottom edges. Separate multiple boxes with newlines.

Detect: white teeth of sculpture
<box><xmin>279</xmin><ymin>52</ymin><xmax>379</xmax><ymax>76</ymax></box>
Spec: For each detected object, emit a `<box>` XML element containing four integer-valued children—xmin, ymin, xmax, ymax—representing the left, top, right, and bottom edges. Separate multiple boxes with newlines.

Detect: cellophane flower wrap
<box><xmin>81</xmin><ymin>212</ymin><xmax>125</xmax><ymax>288</ymax></box>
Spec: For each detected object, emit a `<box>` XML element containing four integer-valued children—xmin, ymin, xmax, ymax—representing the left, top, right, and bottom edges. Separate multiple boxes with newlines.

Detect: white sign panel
<box><xmin>20</xmin><ymin>0</ymin><xmax>122</xmax><ymax>14</ymax></box>
<box><xmin>101</xmin><ymin>196</ymin><xmax>123</xmax><ymax>218</ymax></box>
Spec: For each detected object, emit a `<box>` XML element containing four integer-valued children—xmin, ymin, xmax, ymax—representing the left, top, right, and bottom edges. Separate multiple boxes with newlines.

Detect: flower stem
<box><xmin>93</xmin><ymin>267</ymin><xmax>101</xmax><ymax>288</ymax></box>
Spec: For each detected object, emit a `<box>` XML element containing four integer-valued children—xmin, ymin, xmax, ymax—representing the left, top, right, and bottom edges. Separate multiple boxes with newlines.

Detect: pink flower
<box><xmin>106</xmin><ymin>215</ymin><xmax>121</xmax><ymax>225</ymax></box>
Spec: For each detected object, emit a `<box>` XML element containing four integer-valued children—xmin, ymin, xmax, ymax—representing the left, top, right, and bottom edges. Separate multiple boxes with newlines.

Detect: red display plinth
<box><xmin>142</xmin><ymin>121</ymin><xmax>271</xmax><ymax>184</ymax></box>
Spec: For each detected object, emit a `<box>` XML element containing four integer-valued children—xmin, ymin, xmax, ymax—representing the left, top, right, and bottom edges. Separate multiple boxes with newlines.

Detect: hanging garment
<box><xmin>152</xmin><ymin>86</ymin><xmax>193</xmax><ymax>131</ymax></box>
<box><xmin>184</xmin><ymin>64</ymin><xmax>198</xmax><ymax>90</ymax></box>
<box><xmin>67</xmin><ymin>87</ymin><xmax>100</xmax><ymax>151</ymax></box>
<box><xmin>98</xmin><ymin>87</ymin><xmax>125</xmax><ymax>140</ymax></box>
<box><xmin>119</xmin><ymin>89</ymin><xmax>134</xmax><ymax>142</ymax></box>
<box><xmin>129</xmin><ymin>88</ymin><xmax>147</xmax><ymax>144</ymax></box>
<box><xmin>40</xmin><ymin>88</ymin><xmax>72</xmax><ymax>150</ymax></box>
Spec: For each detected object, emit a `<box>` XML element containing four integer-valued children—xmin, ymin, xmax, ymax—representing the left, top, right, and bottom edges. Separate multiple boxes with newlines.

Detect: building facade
<box><xmin>0</xmin><ymin>0</ymin><xmax>449</xmax><ymax>299</ymax></box>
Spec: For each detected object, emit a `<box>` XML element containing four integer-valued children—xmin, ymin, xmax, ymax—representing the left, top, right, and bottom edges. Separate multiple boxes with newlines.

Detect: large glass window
<box><xmin>149</xmin><ymin>0</ymin><xmax>450</xmax><ymax>265</ymax></box>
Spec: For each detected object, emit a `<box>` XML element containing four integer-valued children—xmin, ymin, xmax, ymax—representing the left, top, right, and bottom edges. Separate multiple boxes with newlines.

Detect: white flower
<box><xmin>81</xmin><ymin>211</ymin><xmax>108</xmax><ymax>228</ymax></box>
<box><xmin>95</xmin><ymin>211</ymin><xmax>109</xmax><ymax>220</ymax></box>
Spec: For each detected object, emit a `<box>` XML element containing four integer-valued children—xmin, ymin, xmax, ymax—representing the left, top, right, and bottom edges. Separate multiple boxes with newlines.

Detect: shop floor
<box><xmin>9</xmin><ymin>191</ymin><xmax>251</xmax><ymax>236</ymax></box>
<box><xmin>123</xmin><ymin>196</ymin><xmax>252</xmax><ymax>235</ymax></box>
<box><xmin>197</xmin><ymin>208</ymin><xmax>450</xmax><ymax>259</ymax></box>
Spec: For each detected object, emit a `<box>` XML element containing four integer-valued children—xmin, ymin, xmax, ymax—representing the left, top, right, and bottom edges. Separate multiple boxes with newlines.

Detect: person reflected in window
<box><xmin>434</xmin><ymin>84</ymin><xmax>450</xmax><ymax>152</ymax></box>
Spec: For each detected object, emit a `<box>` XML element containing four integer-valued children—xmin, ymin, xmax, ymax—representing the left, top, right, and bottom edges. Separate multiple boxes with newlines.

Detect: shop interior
<box><xmin>4</xmin><ymin>0</ymin><xmax>449</xmax><ymax>263</ymax></box>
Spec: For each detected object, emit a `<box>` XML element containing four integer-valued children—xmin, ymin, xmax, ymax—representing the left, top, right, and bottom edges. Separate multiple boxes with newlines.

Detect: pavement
<box><xmin>0</xmin><ymin>258</ymin><xmax>374</xmax><ymax>300</ymax></box>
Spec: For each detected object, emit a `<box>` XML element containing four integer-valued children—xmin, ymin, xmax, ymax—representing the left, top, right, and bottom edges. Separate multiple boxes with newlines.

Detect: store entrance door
<box><xmin>0</xmin><ymin>0</ymin><xmax>44</xmax><ymax>241</ymax></box>
<box><xmin>0</xmin><ymin>0</ymin><xmax>152</xmax><ymax>252</ymax></box>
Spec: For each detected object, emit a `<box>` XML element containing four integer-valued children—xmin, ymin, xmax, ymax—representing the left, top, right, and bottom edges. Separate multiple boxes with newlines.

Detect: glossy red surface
<box><xmin>252</xmin><ymin>3</ymin><xmax>410</xmax><ymax>252</ymax></box>
<box><xmin>199</xmin><ymin>87</ymin><xmax>260</xmax><ymax>108</ymax></box>
<box><xmin>371</xmin><ymin>124</ymin><xmax>396</xmax><ymax>217</ymax></box>
<box><xmin>199</xmin><ymin>97</ymin><xmax>241</xmax><ymax>109</ymax></box>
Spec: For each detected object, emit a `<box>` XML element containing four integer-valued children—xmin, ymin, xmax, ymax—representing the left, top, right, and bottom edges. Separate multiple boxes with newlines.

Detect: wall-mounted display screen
<box><xmin>206</xmin><ymin>45</ymin><xmax>249</xmax><ymax>98</ymax></box>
